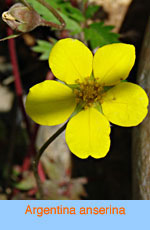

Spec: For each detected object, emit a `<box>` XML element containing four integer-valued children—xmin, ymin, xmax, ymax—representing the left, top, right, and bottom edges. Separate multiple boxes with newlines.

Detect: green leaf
<box><xmin>46</xmin><ymin>0</ymin><xmax>83</xmax><ymax>33</ymax></box>
<box><xmin>60</xmin><ymin>2</ymin><xmax>85</xmax><ymax>22</ymax></box>
<box><xmin>60</xmin><ymin>12</ymin><xmax>82</xmax><ymax>34</ymax></box>
<box><xmin>26</xmin><ymin>0</ymin><xmax>60</xmax><ymax>23</ymax></box>
<box><xmin>26</xmin><ymin>0</ymin><xmax>82</xmax><ymax>34</ymax></box>
<box><xmin>32</xmin><ymin>39</ymin><xmax>56</xmax><ymax>60</ymax></box>
<box><xmin>39</xmin><ymin>52</ymin><xmax>50</xmax><ymax>60</ymax></box>
<box><xmin>0</xmin><ymin>33</ymin><xmax>21</xmax><ymax>41</ymax></box>
<box><xmin>84</xmin><ymin>22</ymin><xmax>119</xmax><ymax>49</ymax></box>
<box><xmin>85</xmin><ymin>5</ymin><xmax>100</xmax><ymax>19</ymax></box>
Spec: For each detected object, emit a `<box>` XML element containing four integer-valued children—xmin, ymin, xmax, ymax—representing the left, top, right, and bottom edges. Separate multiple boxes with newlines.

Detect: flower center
<box><xmin>73</xmin><ymin>77</ymin><xmax>105</xmax><ymax>109</ymax></box>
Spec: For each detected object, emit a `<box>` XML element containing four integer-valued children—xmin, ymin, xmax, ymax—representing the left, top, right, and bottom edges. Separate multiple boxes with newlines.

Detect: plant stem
<box><xmin>7</xmin><ymin>27</ymin><xmax>32</xmax><ymax>138</ymax></box>
<box><xmin>41</xmin><ymin>19</ymin><xmax>65</xmax><ymax>30</ymax></box>
<box><xmin>33</xmin><ymin>122</ymin><xmax>68</xmax><ymax>199</ymax></box>
<box><xmin>6</xmin><ymin>0</ymin><xmax>46</xmax><ymax>183</ymax></box>
<box><xmin>36</xmin><ymin>0</ymin><xmax>66</xmax><ymax>29</ymax></box>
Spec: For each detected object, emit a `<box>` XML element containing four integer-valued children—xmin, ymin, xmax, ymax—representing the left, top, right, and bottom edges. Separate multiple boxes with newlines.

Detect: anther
<box><xmin>73</xmin><ymin>77</ymin><xmax>104</xmax><ymax>108</ymax></box>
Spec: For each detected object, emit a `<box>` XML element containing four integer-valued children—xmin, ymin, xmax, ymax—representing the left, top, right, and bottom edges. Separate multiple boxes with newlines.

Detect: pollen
<box><xmin>74</xmin><ymin>77</ymin><xmax>105</xmax><ymax>109</ymax></box>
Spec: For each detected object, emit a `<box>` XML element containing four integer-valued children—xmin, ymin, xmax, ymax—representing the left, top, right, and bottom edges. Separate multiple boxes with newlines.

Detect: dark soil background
<box><xmin>0</xmin><ymin>0</ymin><xmax>150</xmax><ymax>200</ymax></box>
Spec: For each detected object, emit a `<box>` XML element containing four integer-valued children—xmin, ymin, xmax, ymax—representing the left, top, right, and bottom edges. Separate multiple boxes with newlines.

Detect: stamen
<box><xmin>73</xmin><ymin>78</ymin><xmax>105</xmax><ymax>109</ymax></box>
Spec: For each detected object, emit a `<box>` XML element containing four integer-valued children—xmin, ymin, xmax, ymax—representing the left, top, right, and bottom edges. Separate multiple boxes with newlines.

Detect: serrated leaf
<box><xmin>32</xmin><ymin>39</ymin><xmax>56</xmax><ymax>60</ymax></box>
<box><xmin>84</xmin><ymin>22</ymin><xmax>119</xmax><ymax>49</ymax></box>
<box><xmin>39</xmin><ymin>51</ymin><xmax>51</xmax><ymax>60</ymax></box>
<box><xmin>85</xmin><ymin>5</ymin><xmax>100</xmax><ymax>19</ymax></box>
<box><xmin>37</xmin><ymin>39</ymin><xmax>53</xmax><ymax>47</ymax></box>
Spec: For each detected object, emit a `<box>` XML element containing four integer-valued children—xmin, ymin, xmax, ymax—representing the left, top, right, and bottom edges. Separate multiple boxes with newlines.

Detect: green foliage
<box><xmin>26</xmin><ymin>0</ymin><xmax>82</xmax><ymax>34</ymax></box>
<box><xmin>85</xmin><ymin>5</ymin><xmax>100</xmax><ymax>19</ymax></box>
<box><xmin>27</xmin><ymin>0</ymin><xmax>119</xmax><ymax>58</ymax></box>
<box><xmin>0</xmin><ymin>33</ymin><xmax>20</xmax><ymax>41</ymax></box>
<box><xmin>32</xmin><ymin>39</ymin><xmax>56</xmax><ymax>60</ymax></box>
<box><xmin>84</xmin><ymin>22</ymin><xmax>119</xmax><ymax>49</ymax></box>
<box><xmin>59</xmin><ymin>2</ymin><xmax>85</xmax><ymax>22</ymax></box>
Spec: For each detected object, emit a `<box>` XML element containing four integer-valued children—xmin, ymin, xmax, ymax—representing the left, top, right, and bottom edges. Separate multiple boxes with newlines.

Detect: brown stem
<box><xmin>41</xmin><ymin>19</ymin><xmax>65</xmax><ymax>30</ymax></box>
<box><xmin>36</xmin><ymin>0</ymin><xmax>66</xmax><ymax>29</ymax></box>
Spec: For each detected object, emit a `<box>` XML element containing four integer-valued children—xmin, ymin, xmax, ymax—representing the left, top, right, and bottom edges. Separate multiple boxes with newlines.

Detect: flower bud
<box><xmin>2</xmin><ymin>3</ymin><xmax>43</xmax><ymax>33</ymax></box>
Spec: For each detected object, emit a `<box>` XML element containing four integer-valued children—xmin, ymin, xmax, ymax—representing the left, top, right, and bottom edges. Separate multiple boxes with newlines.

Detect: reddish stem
<box><xmin>6</xmin><ymin>0</ymin><xmax>46</xmax><ymax>184</ymax></box>
<box><xmin>7</xmin><ymin>27</ymin><xmax>32</xmax><ymax>137</ymax></box>
<box><xmin>38</xmin><ymin>163</ymin><xmax>46</xmax><ymax>182</ymax></box>
<box><xmin>7</xmin><ymin>33</ymin><xmax>23</xmax><ymax>96</ymax></box>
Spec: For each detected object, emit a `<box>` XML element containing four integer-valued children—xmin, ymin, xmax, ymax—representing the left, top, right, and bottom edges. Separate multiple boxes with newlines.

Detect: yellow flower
<box><xmin>25</xmin><ymin>38</ymin><xmax>149</xmax><ymax>159</ymax></box>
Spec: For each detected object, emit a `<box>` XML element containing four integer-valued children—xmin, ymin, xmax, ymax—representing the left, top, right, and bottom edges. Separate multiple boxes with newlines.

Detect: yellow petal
<box><xmin>66</xmin><ymin>107</ymin><xmax>111</xmax><ymax>159</ymax></box>
<box><xmin>25</xmin><ymin>80</ymin><xmax>76</xmax><ymax>126</ymax></box>
<box><xmin>102</xmin><ymin>82</ymin><xmax>149</xmax><ymax>127</ymax></box>
<box><xmin>49</xmin><ymin>38</ymin><xmax>93</xmax><ymax>84</ymax></box>
<box><xmin>93</xmin><ymin>43</ymin><xmax>135</xmax><ymax>86</ymax></box>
